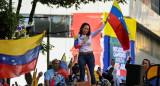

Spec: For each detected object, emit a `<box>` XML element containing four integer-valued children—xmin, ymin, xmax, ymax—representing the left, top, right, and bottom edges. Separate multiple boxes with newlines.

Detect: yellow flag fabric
<box><xmin>0</xmin><ymin>31</ymin><xmax>46</xmax><ymax>56</ymax></box>
<box><xmin>94</xmin><ymin>71</ymin><xmax>100</xmax><ymax>81</ymax></box>
<box><xmin>103</xmin><ymin>12</ymin><xmax>137</xmax><ymax>41</ymax></box>
<box><xmin>113</xmin><ymin>0</ymin><xmax>122</xmax><ymax>12</ymax></box>
<box><xmin>32</xmin><ymin>69</ymin><xmax>37</xmax><ymax>86</ymax></box>
<box><xmin>61</xmin><ymin>53</ymin><xmax>66</xmax><ymax>62</ymax></box>
<box><xmin>147</xmin><ymin>66</ymin><xmax>158</xmax><ymax>79</ymax></box>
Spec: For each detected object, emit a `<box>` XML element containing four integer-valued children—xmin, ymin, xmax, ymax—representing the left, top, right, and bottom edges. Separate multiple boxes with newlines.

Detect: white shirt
<box><xmin>74</xmin><ymin>22</ymin><xmax>106</xmax><ymax>52</ymax></box>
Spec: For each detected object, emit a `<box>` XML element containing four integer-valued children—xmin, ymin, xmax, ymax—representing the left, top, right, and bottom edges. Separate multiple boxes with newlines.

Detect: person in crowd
<box><xmin>44</xmin><ymin>59</ymin><xmax>65</xmax><ymax>86</ymax></box>
<box><xmin>125</xmin><ymin>57</ymin><xmax>150</xmax><ymax>71</ymax></box>
<box><xmin>96</xmin><ymin>67</ymin><xmax>103</xmax><ymax>82</ymax></box>
<box><xmin>102</xmin><ymin>59</ymin><xmax>122</xmax><ymax>86</ymax></box>
<box><xmin>68</xmin><ymin>63</ymin><xmax>89</xmax><ymax>86</ymax></box>
<box><xmin>76</xmin><ymin>65</ymin><xmax>91</xmax><ymax>86</ymax></box>
<box><xmin>71</xmin><ymin>63</ymin><xmax>80</xmax><ymax>84</ymax></box>
<box><xmin>37</xmin><ymin>72</ymin><xmax>43</xmax><ymax>83</ymax></box>
<box><xmin>142</xmin><ymin>59</ymin><xmax>150</xmax><ymax>71</ymax></box>
<box><xmin>68</xmin><ymin>54</ymin><xmax>78</xmax><ymax>74</ymax></box>
<box><xmin>74</xmin><ymin>18</ymin><xmax>108</xmax><ymax>85</ymax></box>
<box><xmin>125</xmin><ymin>57</ymin><xmax>151</xmax><ymax>85</ymax></box>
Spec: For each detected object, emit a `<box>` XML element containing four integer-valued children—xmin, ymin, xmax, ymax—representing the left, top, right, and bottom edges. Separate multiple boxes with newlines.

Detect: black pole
<box><xmin>47</xmin><ymin>28</ymin><xmax>50</xmax><ymax>70</ymax></box>
<box><xmin>7</xmin><ymin>0</ymin><xmax>12</xmax><ymax>85</ymax></box>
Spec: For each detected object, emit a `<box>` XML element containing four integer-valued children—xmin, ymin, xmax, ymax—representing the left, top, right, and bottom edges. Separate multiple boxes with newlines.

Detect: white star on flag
<box><xmin>11</xmin><ymin>59</ymin><xmax>15</xmax><ymax>62</ymax></box>
<box><xmin>13</xmin><ymin>63</ymin><xmax>17</xmax><ymax>65</ymax></box>
<box><xmin>2</xmin><ymin>57</ymin><xmax>6</xmax><ymax>60</ymax></box>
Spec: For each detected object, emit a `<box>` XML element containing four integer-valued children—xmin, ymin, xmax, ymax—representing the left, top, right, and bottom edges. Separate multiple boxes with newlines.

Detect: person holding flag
<box><xmin>74</xmin><ymin>17</ymin><xmax>108</xmax><ymax>85</ymax></box>
<box><xmin>44</xmin><ymin>58</ymin><xmax>70</xmax><ymax>86</ymax></box>
<box><xmin>32</xmin><ymin>69</ymin><xmax>43</xmax><ymax>86</ymax></box>
<box><xmin>44</xmin><ymin>59</ymin><xmax>65</xmax><ymax>86</ymax></box>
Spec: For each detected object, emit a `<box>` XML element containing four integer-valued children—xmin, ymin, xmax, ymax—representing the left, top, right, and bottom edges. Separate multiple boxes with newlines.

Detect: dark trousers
<box><xmin>78</xmin><ymin>53</ymin><xmax>96</xmax><ymax>85</ymax></box>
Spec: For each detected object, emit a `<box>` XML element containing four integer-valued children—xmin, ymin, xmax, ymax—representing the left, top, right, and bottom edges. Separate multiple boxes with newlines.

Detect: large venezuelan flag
<box><xmin>108</xmin><ymin>0</ymin><xmax>130</xmax><ymax>51</ymax></box>
<box><xmin>0</xmin><ymin>31</ymin><xmax>45</xmax><ymax>78</ymax></box>
<box><xmin>103</xmin><ymin>11</ymin><xmax>136</xmax><ymax>79</ymax></box>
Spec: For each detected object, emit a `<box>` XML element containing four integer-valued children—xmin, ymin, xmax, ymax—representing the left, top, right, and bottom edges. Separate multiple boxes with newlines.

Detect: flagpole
<box><xmin>47</xmin><ymin>28</ymin><xmax>50</xmax><ymax>70</ymax></box>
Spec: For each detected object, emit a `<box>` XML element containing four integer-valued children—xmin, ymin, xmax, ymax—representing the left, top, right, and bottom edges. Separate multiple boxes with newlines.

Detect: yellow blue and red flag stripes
<box><xmin>102</xmin><ymin>12</ymin><xmax>136</xmax><ymax>75</ymax></box>
<box><xmin>0</xmin><ymin>31</ymin><xmax>45</xmax><ymax>78</ymax></box>
<box><xmin>108</xmin><ymin>0</ymin><xmax>130</xmax><ymax>50</ymax></box>
<box><xmin>74</xmin><ymin>34</ymin><xmax>81</xmax><ymax>49</ymax></box>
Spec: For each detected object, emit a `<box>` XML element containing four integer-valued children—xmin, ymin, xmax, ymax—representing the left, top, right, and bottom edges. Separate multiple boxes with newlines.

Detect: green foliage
<box><xmin>38</xmin><ymin>0</ymin><xmax>127</xmax><ymax>9</ymax></box>
<box><xmin>0</xmin><ymin>0</ymin><xmax>22</xmax><ymax>39</ymax></box>
<box><xmin>0</xmin><ymin>0</ymin><xmax>8</xmax><ymax>10</ymax></box>
<box><xmin>41</xmin><ymin>41</ymin><xmax>54</xmax><ymax>55</ymax></box>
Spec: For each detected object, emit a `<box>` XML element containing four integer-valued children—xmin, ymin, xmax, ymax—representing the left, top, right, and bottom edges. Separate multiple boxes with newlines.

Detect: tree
<box><xmin>0</xmin><ymin>0</ymin><xmax>21</xmax><ymax>39</ymax></box>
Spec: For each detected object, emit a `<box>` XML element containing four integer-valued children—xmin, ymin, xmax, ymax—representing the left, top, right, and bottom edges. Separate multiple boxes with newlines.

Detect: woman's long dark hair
<box><xmin>79</xmin><ymin>23</ymin><xmax>91</xmax><ymax>37</ymax></box>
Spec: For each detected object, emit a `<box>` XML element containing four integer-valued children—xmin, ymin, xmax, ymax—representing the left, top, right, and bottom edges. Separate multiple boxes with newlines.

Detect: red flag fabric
<box><xmin>0</xmin><ymin>45</ymin><xmax>41</xmax><ymax>78</ymax></box>
<box><xmin>58</xmin><ymin>61</ymin><xmax>70</xmax><ymax>79</ymax></box>
<box><xmin>57</xmin><ymin>68</ymin><xmax>70</xmax><ymax>79</ymax></box>
<box><xmin>108</xmin><ymin>0</ymin><xmax>130</xmax><ymax>50</ymax></box>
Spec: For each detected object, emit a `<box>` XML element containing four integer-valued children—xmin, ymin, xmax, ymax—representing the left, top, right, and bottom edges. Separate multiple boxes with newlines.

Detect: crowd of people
<box><xmin>42</xmin><ymin>18</ymin><xmax>151</xmax><ymax>86</ymax></box>
<box><xmin>1</xmin><ymin>19</ymin><xmax>152</xmax><ymax>86</ymax></box>
<box><xmin>41</xmin><ymin>57</ymin><xmax>151</xmax><ymax>86</ymax></box>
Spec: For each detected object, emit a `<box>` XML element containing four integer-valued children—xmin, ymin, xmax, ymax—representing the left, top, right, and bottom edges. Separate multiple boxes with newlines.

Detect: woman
<box><xmin>74</xmin><ymin>19</ymin><xmax>108</xmax><ymax>85</ymax></box>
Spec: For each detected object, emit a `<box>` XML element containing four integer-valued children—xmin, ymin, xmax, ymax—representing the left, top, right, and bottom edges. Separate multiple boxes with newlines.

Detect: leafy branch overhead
<box><xmin>38</xmin><ymin>0</ymin><xmax>127</xmax><ymax>9</ymax></box>
<box><xmin>41</xmin><ymin>42</ymin><xmax>54</xmax><ymax>55</ymax></box>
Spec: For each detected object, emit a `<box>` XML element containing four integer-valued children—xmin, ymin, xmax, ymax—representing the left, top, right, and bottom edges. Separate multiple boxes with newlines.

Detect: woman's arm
<box><xmin>74</xmin><ymin>35</ymin><xmax>88</xmax><ymax>49</ymax></box>
<box><xmin>91</xmin><ymin>19</ymin><xmax>108</xmax><ymax>38</ymax></box>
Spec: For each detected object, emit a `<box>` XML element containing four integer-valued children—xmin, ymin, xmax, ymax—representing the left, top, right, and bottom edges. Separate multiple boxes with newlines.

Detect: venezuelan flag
<box><xmin>0</xmin><ymin>31</ymin><xmax>45</xmax><ymax>78</ymax></box>
<box><xmin>108</xmin><ymin>0</ymin><xmax>130</xmax><ymax>50</ymax></box>
<box><xmin>58</xmin><ymin>61</ymin><xmax>70</xmax><ymax>79</ymax></box>
<box><xmin>103</xmin><ymin>11</ymin><xmax>136</xmax><ymax>76</ymax></box>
